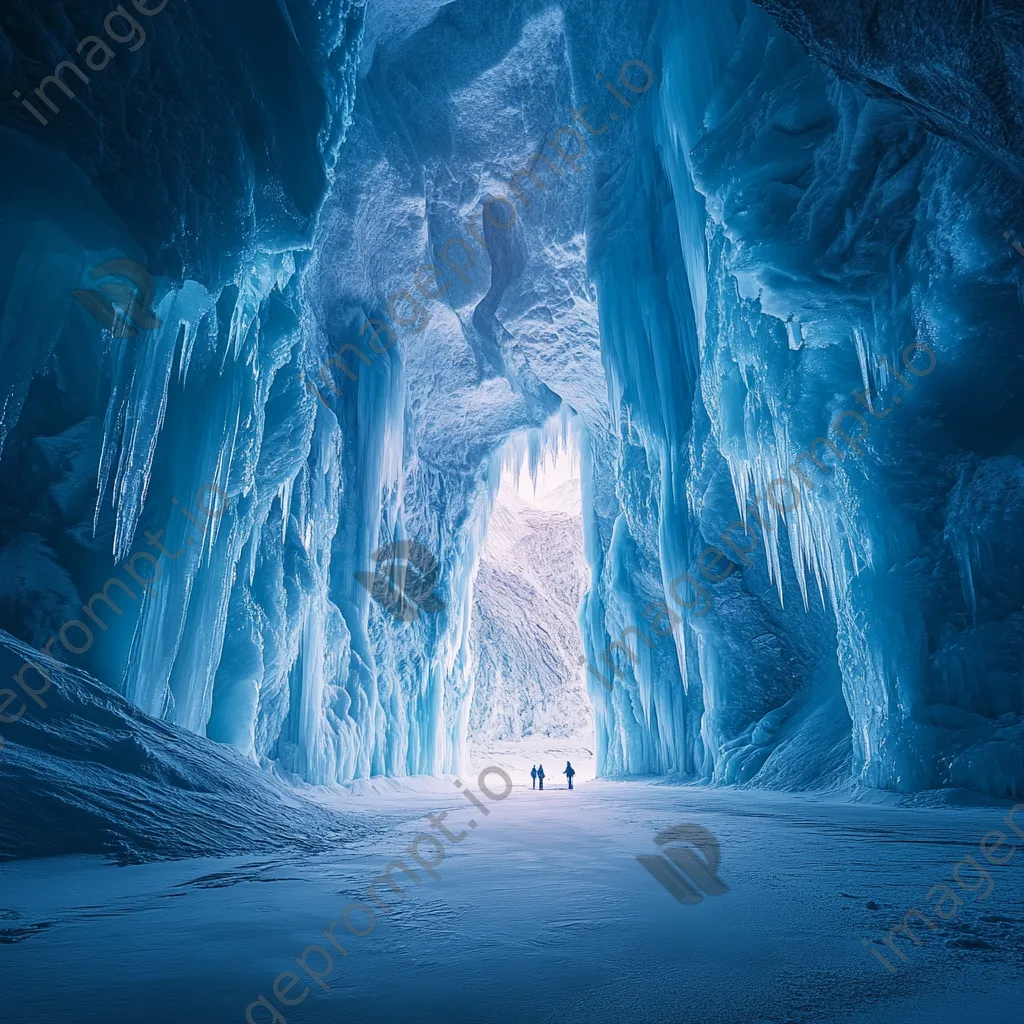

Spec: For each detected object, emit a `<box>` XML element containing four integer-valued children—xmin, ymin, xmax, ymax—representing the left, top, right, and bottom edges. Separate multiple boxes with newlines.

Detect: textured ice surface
<box><xmin>3</xmin><ymin>783</ymin><xmax>1024</xmax><ymax>1023</ymax></box>
<box><xmin>0</xmin><ymin>0</ymin><xmax>1021</xmax><ymax>799</ymax></box>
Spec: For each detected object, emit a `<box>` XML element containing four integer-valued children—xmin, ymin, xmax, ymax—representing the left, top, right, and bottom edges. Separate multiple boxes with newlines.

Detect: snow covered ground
<box><xmin>4</xmin><ymin>780</ymin><xmax>1023</xmax><ymax>1024</ymax></box>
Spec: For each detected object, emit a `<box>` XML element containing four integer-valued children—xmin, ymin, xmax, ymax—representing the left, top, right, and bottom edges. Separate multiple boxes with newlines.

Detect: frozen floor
<box><xmin>3</xmin><ymin>778</ymin><xmax>1023</xmax><ymax>1024</ymax></box>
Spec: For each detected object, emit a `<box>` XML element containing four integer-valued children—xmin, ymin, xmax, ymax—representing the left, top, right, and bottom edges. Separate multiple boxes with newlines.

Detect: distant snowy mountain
<box><xmin>523</xmin><ymin>477</ymin><xmax>584</xmax><ymax>516</ymax></box>
<box><xmin>468</xmin><ymin>483</ymin><xmax>590</xmax><ymax>743</ymax></box>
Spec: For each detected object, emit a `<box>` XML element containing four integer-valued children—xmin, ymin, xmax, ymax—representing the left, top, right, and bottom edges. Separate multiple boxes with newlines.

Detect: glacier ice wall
<box><xmin>0</xmin><ymin>0</ymin><xmax>1021</xmax><ymax>799</ymax></box>
<box><xmin>0</xmin><ymin>0</ymin><xmax>368</xmax><ymax>784</ymax></box>
<box><xmin>579</xmin><ymin>0</ymin><xmax>1024</xmax><ymax>796</ymax></box>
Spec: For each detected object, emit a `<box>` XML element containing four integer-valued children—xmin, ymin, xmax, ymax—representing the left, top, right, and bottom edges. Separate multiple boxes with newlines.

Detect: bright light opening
<box><xmin>467</xmin><ymin>438</ymin><xmax>595</xmax><ymax>788</ymax></box>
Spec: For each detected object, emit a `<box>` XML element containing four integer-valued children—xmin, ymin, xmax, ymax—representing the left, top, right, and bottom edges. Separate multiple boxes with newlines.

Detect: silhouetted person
<box><xmin>564</xmin><ymin>761</ymin><xmax>576</xmax><ymax>790</ymax></box>
<box><xmin>530</xmin><ymin>765</ymin><xmax>538</xmax><ymax>789</ymax></box>
<box><xmin>537</xmin><ymin>764</ymin><xmax>545</xmax><ymax>790</ymax></box>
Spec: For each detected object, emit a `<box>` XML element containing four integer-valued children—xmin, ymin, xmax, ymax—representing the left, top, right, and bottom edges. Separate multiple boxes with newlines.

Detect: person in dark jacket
<box><xmin>563</xmin><ymin>761</ymin><xmax>576</xmax><ymax>790</ymax></box>
<box><xmin>530</xmin><ymin>765</ymin><xmax>538</xmax><ymax>789</ymax></box>
<box><xmin>537</xmin><ymin>764</ymin><xmax>545</xmax><ymax>790</ymax></box>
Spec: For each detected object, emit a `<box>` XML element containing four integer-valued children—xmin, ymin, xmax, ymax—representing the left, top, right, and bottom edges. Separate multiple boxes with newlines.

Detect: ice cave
<box><xmin>1</xmin><ymin>1</ymin><xmax>1023</xmax><ymax>1022</ymax></box>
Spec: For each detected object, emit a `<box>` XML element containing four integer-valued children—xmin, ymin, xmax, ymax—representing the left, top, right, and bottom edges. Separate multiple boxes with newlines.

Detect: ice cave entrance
<box><xmin>466</xmin><ymin>441</ymin><xmax>595</xmax><ymax>785</ymax></box>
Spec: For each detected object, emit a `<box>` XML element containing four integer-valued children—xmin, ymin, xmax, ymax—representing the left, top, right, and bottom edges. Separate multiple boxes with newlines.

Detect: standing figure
<box><xmin>537</xmin><ymin>764</ymin><xmax>545</xmax><ymax>790</ymax></box>
<box><xmin>564</xmin><ymin>761</ymin><xmax>576</xmax><ymax>790</ymax></box>
<box><xmin>530</xmin><ymin>765</ymin><xmax>538</xmax><ymax>789</ymax></box>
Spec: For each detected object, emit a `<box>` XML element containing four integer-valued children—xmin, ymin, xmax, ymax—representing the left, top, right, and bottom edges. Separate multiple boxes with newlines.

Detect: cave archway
<box><xmin>466</xmin><ymin>438</ymin><xmax>595</xmax><ymax>785</ymax></box>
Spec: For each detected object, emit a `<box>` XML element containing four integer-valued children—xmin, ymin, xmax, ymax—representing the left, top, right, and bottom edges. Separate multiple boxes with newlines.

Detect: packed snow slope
<box><xmin>0</xmin><ymin>0</ymin><xmax>1021</xmax><ymax>800</ymax></box>
<box><xmin>0</xmin><ymin>630</ymin><xmax>353</xmax><ymax>862</ymax></box>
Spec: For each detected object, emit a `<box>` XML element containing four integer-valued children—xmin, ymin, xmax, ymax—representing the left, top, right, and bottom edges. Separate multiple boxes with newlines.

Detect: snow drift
<box><xmin>0</xmin><ymin>628</ymin><xmax>353</xmax><ymax>862</ymax></box>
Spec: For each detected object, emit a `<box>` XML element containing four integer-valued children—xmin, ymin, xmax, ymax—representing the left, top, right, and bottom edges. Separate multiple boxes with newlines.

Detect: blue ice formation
<box><xmin>0</xmin><ymin>0</ymin><xmax>1021</xmax><ymax>814</ymax></box>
